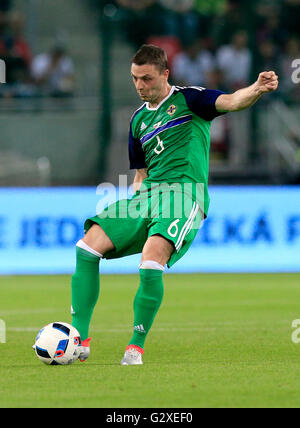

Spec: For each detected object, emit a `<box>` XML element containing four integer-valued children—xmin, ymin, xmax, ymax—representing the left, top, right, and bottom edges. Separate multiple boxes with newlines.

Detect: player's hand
<box><xmin>256</xmin><ymin>71</ymin><xmax>279</xmax><ymax>93</ymax></box>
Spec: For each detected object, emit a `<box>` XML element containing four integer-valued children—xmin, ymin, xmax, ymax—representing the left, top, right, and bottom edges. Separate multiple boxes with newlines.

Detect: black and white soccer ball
<box><xmin>33</xmin><ymin>322</ymin><xmax>81</xmax><ymax>365</ymax></box>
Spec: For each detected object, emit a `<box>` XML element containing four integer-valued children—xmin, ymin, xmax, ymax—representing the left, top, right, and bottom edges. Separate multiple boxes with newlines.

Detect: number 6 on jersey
<box><xmin>154</xmin><ymin>136</ymin><xmax>164</xmax><ymax>155</ymax></box>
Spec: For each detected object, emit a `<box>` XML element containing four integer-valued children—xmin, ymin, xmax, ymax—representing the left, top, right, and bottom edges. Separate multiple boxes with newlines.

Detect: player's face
<box><xmin>131</xmin><ymin>63</ymin><xmax>169</xmax><ymax>104</ymax></box>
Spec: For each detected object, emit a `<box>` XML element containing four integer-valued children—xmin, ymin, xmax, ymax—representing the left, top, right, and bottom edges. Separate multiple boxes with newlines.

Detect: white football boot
<box><xmin>78</xmin><ymin>338</ymin><xmax>91</xmax><ymax>362</ymax></box>
<box><xmin>121</xmin><ymin>345</ymin><xmax>144</xmax><ymax>365</ymax></box>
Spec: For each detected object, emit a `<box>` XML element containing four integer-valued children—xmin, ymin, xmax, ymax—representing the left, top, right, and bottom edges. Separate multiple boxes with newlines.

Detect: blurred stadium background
<box><xmin>0</xmin><ymin>0</ymin><xmax>300</xmax><ymax>274</ymax></box>
<box><xmin>1</xmin><ymin>2</ymin><xmax>300</xmax><ymax>409</ymax></box>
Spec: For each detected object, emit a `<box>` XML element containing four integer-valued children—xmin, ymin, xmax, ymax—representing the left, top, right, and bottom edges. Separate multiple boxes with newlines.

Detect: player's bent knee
<box><xmin>141</xmin><ymin>235</ymin><xmax>174</xmax><ymax>267</ymax></box>
<box><xmin>82</xmin><ymin>224</ymin><xmax>115</xmax><ymax>255</ymax></box>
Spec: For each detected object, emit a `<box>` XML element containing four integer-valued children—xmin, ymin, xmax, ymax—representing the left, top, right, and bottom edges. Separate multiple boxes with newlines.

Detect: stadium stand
<box><xmin>0</xmin><ymin>0</ymin><xmax>299</xmax><ymax>186</ymax></box>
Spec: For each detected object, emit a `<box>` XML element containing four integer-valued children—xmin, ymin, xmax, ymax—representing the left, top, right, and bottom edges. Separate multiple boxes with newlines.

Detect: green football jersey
<box><xmin>128</xmin><ymin>85</ymin><xmax>225</xmax><ymax>216</ymax></box>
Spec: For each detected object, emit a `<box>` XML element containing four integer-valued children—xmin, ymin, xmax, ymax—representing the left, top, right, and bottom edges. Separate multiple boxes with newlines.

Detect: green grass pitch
<box><xmin>1</xmin><ymin>273</ymin><xmax>300</xmax><ymax>408</ymax></box>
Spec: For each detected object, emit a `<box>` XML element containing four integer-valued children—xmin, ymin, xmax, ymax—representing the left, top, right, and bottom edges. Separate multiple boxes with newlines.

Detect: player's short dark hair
<box><xmin>131</xmin><ymin>44</ymin><xmax>168</xmax><ymax>73</ymax></box>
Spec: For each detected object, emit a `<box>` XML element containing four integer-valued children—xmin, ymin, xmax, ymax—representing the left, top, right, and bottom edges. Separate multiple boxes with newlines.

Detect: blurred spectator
<box><xmin>210</xmin><ymin>113</ymin><xmax>230</xmax><ymax>161</ymax></box>
<box><xmin>206</xmin><ymin>67</ymin><xmax>230</xmax><ymax>161</ymax></box>
<box><xmin>0</xmin><ymin>11</ymin><xmax>34</xmax><ymax>97</ymax></box>
<box><xmin>171</xmin><ymin>39</ymin><xmax>215</xmax><ymax>87</ymax></box>
<box><xmin>7</xmin><ymin>11</ymin><xmax>31</xmax><ymax>66</ymax></box>
<box><xmin>206</xmin><ymin>68</ymin><xmax>225</xmax><ymax>90</ymax></box>
<box><xmin>251</xmin><ymin>38</ymin><xmax>280</xmax><ymax>106</ymax></box>
<box><xmin>210</xmin><ymin>0</ymin><xmax>250</xmax><ymax>48</ymax></box>
<box><xmin>158</xmin><ymin>0</ymin><xmax>200</xmax><ymax>46</ymax></box>
<box><xmin>216</xmin><ymin>30</ymin><xmax>252</xmax><ymax>91</ymax></box>
<box><xmin>118</xmin><ymin>0</ymin><xmax>202</xmax><ymax>49</ymax></box>
<box><xmin>31</xmin><ymin>44</ymin><xmax>75</xmax><ymax>97</ymax></box>
<box><xmin>146</xmin><ymin>35</ymin><xmax>181</xmax><ymax>71</ymax></box>
<box><xmin>116</xmin><ymin>0</ymin><xmax>160</xmax><ymax>48</ymax></box>
<box><xmin>256</xmin><ymin>6</ymin><xmax>288</xmax><ymax>48</ymax></box>
<box><xmin>257</xmin><ymin>40</ymin><xmax>279</xmax><ymax>72</ymax></box>
<box><xmin>193</xmin><ymin>0</ymin><xmax>225</xmax><ymax>39</ymax></box>
<box><xmin>194</xmin><ymin>0</ymin><xmax>225</xmax><ymax>16</ymax></box>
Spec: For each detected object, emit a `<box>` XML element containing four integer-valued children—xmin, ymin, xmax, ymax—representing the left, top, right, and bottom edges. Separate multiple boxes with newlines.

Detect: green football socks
<box><xmin>128</xmin><ymin>263</ymin><xmax>164</xmax><ymax>350</ymax></box>
<box><xmin>71</xmin><ymin>243</ymin><xmax>164</xmax><ymax>350</ymax></box>
<box><xmin>71</xmin><ymin>244</ymin><xmax>101</xmax><ymax>341</ymax></box>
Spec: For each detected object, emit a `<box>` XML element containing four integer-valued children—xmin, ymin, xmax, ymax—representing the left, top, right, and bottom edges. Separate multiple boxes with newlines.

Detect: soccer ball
<box><xmin>33</xmin><ymin>322</ymin><xmax>81</xmax><ymax>365</ymax></box>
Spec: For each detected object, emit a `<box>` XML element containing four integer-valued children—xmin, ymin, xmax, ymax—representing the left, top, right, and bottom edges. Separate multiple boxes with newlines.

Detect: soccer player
<box><xmin>71</xmin><ymin>45</ymin><xmax>278</xmax><ymax>365</ymax></box>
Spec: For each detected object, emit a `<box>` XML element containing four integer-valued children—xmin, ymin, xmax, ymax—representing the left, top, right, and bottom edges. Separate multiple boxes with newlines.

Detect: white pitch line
<box><xmin>2</xmin><ymin>319</ymin><xmax>290</xmax><ymax>328</ymax></box>
<box><xmin>8</xmin><ymin>327</ymin><xmax>217</xmax><ymax>333</ymax></box>
<box><xmin>0</xmin><ymin>308</ymin><xmax>57</xmax><ymax>317</ymax></box>
<box><xmin>7</xmin><ymin>324</ymin><xmax>289</xmax><ymax>333</ymax></box>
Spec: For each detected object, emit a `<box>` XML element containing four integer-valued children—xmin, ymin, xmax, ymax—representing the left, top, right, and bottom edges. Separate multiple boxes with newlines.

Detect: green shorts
<box><xmin>84</xmin><ymin>185</ymin><xmax>203</xmax><ymax>268</ymax></box>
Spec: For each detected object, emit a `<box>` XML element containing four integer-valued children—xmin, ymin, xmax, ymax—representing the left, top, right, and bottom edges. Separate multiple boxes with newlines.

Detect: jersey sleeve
<box><xmin>128</xmin><ymin>123</ymin><xmax>147</xmax><ymax>170</ymax></box>
<box><xmin>180</xmin><ymin>87</ymin><xmax>226</xmax><ymax>121</ymax></box>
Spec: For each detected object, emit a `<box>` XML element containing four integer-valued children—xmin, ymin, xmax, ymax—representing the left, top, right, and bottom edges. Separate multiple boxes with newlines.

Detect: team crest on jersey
<box><xmin>167</xmin><ymin>104</ymin><xmax>177</xmax><ymax>116</ymax></box>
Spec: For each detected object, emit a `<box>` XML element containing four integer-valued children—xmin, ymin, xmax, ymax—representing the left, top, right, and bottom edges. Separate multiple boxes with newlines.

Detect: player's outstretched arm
<box><xmin>215</xmin><ymin>71</ymin><xmax>279</xmax><ymax>113</ymax></box>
